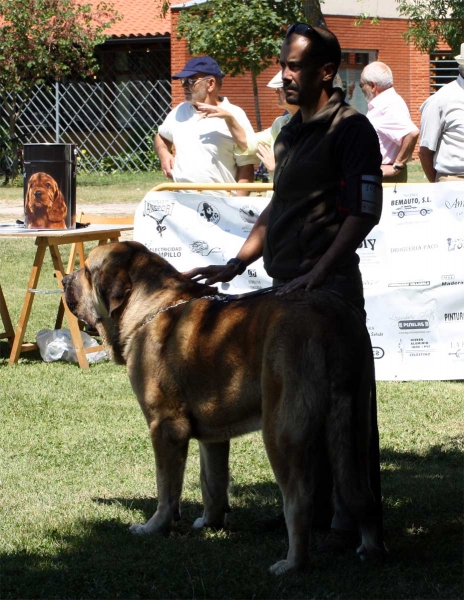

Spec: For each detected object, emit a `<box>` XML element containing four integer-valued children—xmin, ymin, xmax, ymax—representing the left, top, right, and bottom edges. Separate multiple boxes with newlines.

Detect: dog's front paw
<box><xmin>192</xmin><ymin>511</ymin><xmax>228</xmax><ymax>530</ymax></box>
<box><xmin>269</xmin><ymin>560</ymin><xmax>296</xmax><ymax>576</ymax></box>
<box><xmin>192</xmin><ymin>517</ymin><xmax>207</xmax><ymax>529</ymax></box>
<box><xmin>130</xmin><ymin>523</ymin><xmax>149</xmax><ymax>536</ymax></box>
<box><xmin>356</xmin><ymin>543</ymin><xmax>386</xmax><ymax>564</ymax></box>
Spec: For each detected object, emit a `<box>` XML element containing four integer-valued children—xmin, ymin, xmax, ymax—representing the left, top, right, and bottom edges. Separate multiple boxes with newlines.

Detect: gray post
<box><xmin>55</xmin><ymin>81</ymin><xmax>60</xmax><ymax>143</ymax></box>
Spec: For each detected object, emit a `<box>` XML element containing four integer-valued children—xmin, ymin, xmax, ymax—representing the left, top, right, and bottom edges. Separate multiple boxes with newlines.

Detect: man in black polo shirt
<box><xmin>186</xmin><ymin>24</ymin><xmax>383</xmax><ymax>554</ymax></box>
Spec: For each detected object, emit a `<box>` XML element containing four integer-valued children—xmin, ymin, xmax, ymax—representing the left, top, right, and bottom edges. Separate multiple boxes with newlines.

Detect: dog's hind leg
<box><xmin>193</xmin><ymin>440</ymin><xmax>231</xmax><ymax>530</ymax></box>
<box><xmin>130</xmin><ymin>417</ymin><xmax>190</xmax><ymax>536</ymax></box>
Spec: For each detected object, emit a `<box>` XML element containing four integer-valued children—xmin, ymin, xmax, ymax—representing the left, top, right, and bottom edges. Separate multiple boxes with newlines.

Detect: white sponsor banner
<box><xmin>134</xmin><ymin>192</ymin><xmax>273</xmax><ymax>294</ymax></box>
<box><xmin>362</xmin><ymin>182</ymin><xmax>464</xmax><ymax>381</ymax></box>
<box><xmin>134</xmin><ymin>184</ymin><xmax>464</xmax><ymax>381</ymax></box>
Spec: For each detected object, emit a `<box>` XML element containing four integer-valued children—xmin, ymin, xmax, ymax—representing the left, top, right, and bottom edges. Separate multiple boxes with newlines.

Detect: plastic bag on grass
<box><xmin>36</xmin><ymin>328</ymin><xmax>108</xmax><ymax>364</ymax></box>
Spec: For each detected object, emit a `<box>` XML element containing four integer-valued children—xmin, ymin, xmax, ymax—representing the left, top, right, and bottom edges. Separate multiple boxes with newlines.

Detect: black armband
<box><xmin>341</xmin><ymin>174</ymin><xmax>383</xmax><ymax>221</ymax></box>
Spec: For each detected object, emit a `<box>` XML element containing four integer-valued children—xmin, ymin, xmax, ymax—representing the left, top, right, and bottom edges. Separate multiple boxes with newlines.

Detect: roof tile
<box><xmin>94</xmin><ymin>0</ymin><xmax>173</xmax><ymax>38</ymax></box>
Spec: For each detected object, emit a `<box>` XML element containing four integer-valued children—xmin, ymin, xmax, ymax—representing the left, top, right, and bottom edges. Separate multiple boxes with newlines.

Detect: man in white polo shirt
<box><xmin>419</xmin><ymin>44</ymin><xmax>464</xmax><ymax>182</ymax></box>
<box><xmin>360</xmin><ymin>61</ymin><xmax>419</xmax><ymax>183</ymax></box>
<box><xmin>154</xmin><ymin>56</ymin><xmax>257</xmax><ymax>196</ymax></box>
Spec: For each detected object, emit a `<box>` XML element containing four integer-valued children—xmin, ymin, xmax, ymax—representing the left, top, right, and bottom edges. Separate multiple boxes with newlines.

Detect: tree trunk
<box><xmin>251</xmin><ymin>70</ymin><xmax>262</xmax><ymax>132</ymax></box>
<box><xmin>8</xmin><ymin>112</ymin><xmax>20</xmax><ymax>182</ymax></box>
<box><xmin>302</xmin><ymin>1</ymin><xmax>343</xmax><ymax>89</ymax></box>
<box><xmin>302</xmin><ymin>0</ymin><xmax>326</xmax><ymax>27</ymax></box>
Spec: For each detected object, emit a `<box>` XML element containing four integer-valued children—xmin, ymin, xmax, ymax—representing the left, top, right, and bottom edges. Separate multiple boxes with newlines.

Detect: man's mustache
<box><xmin>284</xmin><ymin>84</ymin><xmax>298</xmax><ymax>92</ymax></box>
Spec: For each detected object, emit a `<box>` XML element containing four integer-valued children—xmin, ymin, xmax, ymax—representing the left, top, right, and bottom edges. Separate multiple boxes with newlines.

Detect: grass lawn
<box><xmin>0</xmin><ymin>173</ymin><xmax>462</xmax><ymax>599</ymax></box>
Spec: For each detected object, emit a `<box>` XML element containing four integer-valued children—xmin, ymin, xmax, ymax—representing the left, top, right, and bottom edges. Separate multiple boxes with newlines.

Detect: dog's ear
<box><xmin>96</xmin><ymin>267</ymin><xmax>132</xmax><ymax>317</ymax></box>
<box><xmin>25</xmin><ymin>180</ymin><xmax>34</xmax><ymax>213</ymax></box>
<box><xmin>48</xmin><ymin>186</ymin><xmax>67</xmax><ymax>222</ymax></box>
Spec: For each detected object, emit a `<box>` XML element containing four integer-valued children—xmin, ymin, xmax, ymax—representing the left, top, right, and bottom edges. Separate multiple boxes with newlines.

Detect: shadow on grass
<box><xmin>2</xmin><ymin>444</ymin><xmax>463</xmax><ymax>600</ymax></box>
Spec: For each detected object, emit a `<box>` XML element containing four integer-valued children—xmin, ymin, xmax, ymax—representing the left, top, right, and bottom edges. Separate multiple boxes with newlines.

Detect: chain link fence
<box><xmin>0</xmin><ymin>45</ymin><xmax>172</xmax><ymax>174</ymax></box>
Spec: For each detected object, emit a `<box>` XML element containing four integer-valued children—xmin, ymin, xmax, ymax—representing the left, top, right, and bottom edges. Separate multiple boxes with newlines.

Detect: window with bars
<box><xmin>430</xmin><ymin>52</ymin><xmax>460</xmax><ymax>93</ymax></box>
<box><xmin>339</xmin><ymin>50</ymin><xmax>378</xmax><ymax>115</ymax></box>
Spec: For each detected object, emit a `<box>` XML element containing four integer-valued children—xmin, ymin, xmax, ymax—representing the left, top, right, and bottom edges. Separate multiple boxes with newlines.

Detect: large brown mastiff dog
<box><xmin>63</xmin><ymin>241</ymin><xmax>383</xmax><ymax>575</ymax></box>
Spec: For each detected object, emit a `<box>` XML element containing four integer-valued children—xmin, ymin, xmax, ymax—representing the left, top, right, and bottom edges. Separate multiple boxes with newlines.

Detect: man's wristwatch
<box><xmin>227</xmin><ymin>258</ymin><xmax>246</xmax><ymax>275</ymax></box>
<box><xmin>393</xmin><ymin>162</ymin><xmax>405</xmax><ymax>171</ymax></box>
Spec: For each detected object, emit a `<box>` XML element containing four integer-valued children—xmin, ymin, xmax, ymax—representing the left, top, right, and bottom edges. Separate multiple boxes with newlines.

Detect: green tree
<box><xmin>396</xmin><ymin>0</ymin><xmax>464</xmax><ymax>54</ymax></box>
<box><xmin>0</xmin><ymin>0</ymin><xmax>120</xmax><ymax>179</ymax></box>
<box><xmin>176</xmin><ymin>0</ymin><xmax>307</xmax><ymax>130</ymax></box>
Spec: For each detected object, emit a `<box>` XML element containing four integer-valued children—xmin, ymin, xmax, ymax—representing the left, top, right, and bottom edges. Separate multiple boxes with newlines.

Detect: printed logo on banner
<box><xmin>448</xmin><ymin>342</ymin><xmax>464</xmax><ymax>359</ymax></box>
<box><xmin>391</xmin><ymin>206</ymin><xmax>433</xmax><ymax>218</ymax></box>
<box><xmin>372</xmin><ymin>347</ymin><xmax>384</xmax><ymax>359</ymax></box>
<box><xmin>358</xmin><ymin>238</ymin><xmax>377</xmax><ymax>251</ymax></box>
<box><xmin>143</xmin><ymin>198</ymin><xmax>175</xmax><ymax>237</ymax></box>
<box><xmin>247</xmin><ymin>269</ymin><xmax>257</xmax><ymax>277</ymax></box>
<box><xmin>388</xmin><ymin>280</ymin><xmax>430</xmax><ymax>288</ymax></box>
<box><xmin>397</xmin><ymin>338</ymin><xmax>434</xmax><ymax>360</ymax></box>
<box><xmin>441</xmin><ymin>273</ymin><xmax>464</xmax><ymax>286</ymax></box>
<box><xmin>406</xmin><ymin>337</ymin><xmax>433</xmax><ymax>357</ymax></box>
<box><xmin>444</xmin><ymin>311</ymin><xmax>464</xmax><ymax>323</ymax></box>
<box><xmin>367</xmin><ymin>321</ymin><xmax>384</xmax><ymax>338</ymax></box>
<box><xmin>447</xmin><ymin>237</ymin><xmax>464</xmax><ymax>251</ymax></box>
<box><xmin>197</xmin><ymin>201</ymin><xmax>220</xmax><ymax>226</ymax></box>
<box><xmin>390</xmin><ymin>193</ymin><xmax>433</xmax><ymax>219</ymax></box>
<box><xmin>239</xmin><ymin>205</ymin><xmax>261</xmax><ymax>232</ymax></box>
<box><xmin>391</xmin><ymin>310</ymin><xmax>434</xmax><ymax>332</ymax></box>
<box><xmin>390</xmin><ymin>244</ymin><xmax>438</xmax><ymax>253</ymax></box>
<box><xmin>239</xmin><ymin>205</ymin><xmax>260</xmax><ymax>223</ymax></box>
<box><xmin>363</xmin><ymin>279</ymin><xmax>380</xmax><ymax>288</ymax></box>
<box><xmin>189</xmin><ymin>241</ymin><xmax>225</xmax><ymax>260</ymax></box>
<box><xmin>445</xmin><ymin>198</ymin><xmax>464</xmax><ymax>217</ymax></box>
<box><xmin>147</xmin><ymin>245</ymin><xmax>182</xmax><ymax>259</ymax></box>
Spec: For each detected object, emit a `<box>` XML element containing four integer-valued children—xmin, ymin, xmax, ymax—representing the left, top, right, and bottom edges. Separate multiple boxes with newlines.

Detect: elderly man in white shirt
<box><xmin>360</xmin><ymin>61</ymin><xmax>419</xmax><ymax>182</ymax></box>
<box><xmin>195</xmin><ymin>71</ymin><xmax>299</xmax><ymax>182</ymax></box>
<box><xmin>419</xmin><ymin>44</ymin><xmax>464</xmax><ymax>182</ymax></box>
<box><xmin>154</xmin><ymin>56</ymin><xmax>257</xmax><ymax>197</ymax></box>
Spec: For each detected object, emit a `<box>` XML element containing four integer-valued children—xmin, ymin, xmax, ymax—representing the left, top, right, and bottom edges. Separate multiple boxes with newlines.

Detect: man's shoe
<box><xmin>254</xmin><ymin>512</ymin><xmax>286</xmax><ymax>532</ymax></box>
<box><xmin>317</xmin><ymin>528</ymin><xmax>359</xmax><ymax>553</ymax></box>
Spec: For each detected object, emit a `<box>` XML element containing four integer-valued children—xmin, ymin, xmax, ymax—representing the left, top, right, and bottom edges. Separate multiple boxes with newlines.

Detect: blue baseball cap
<box><xmin>172</xmin><ymin>56</ymin><xmax>224</xmax><ymax>79</ymax></box>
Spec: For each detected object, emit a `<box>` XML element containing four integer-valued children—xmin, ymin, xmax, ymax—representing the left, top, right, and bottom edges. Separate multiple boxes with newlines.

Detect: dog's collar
<box><xmin>139</xmin><ymin>294</ymin><xmax>222</xmax><ymax>329</ymax></box>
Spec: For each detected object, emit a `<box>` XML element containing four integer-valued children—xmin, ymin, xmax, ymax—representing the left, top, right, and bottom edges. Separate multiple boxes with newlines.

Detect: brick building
<box><xmin>168</xmin><ymin>0</ymin><xmax>441</xmax><ymax>132</ymax></box>
<box><xmin>99</xmin><ymin>0</ymin><xmax>458</xmax><ymax>133</ymax></box>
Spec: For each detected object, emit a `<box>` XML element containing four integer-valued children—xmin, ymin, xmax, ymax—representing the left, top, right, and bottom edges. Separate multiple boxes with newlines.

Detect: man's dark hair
<box><xmin>311</xmin><ymin>25</ymin><xmax>341</xmax><ymax>71</ymax></box>
<box><xmin>286</xmin><ymin>23</ymin><xmax>341</xmax><ymax>72</ymax></box>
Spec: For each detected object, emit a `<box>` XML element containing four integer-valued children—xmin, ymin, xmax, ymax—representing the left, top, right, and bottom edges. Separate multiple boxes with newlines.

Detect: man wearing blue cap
<box><xmin>154</xmin><ymin>56</ymin><xmax>257</xmax><ymax>196</ymax></box>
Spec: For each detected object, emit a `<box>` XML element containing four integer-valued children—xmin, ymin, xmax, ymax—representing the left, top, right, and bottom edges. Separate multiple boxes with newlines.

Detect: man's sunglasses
<box><xmin>180</xmin><ymin>76</ymin><xmax>210</xmax><ymax>87</ymax></box>
<box><xmin>286</xmin><ymin>23</ymin><xmax>319</xmax><ymax>39</ymax></box>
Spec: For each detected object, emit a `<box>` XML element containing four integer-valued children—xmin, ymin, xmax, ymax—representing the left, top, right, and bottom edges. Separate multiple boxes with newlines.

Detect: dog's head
<box><xmin>63</xmin><ymin>241</ymin><xmax>218</xmax><ymax>363</ymax></box>
<box><xmin>26</xmin><ymin>172</ymin><xmax>61</xmax><ymax>210</ymax></box>
<box><xmin>63</xmin><ymin>241</ymin><xmax>152</xmax><ymax>328</ymax></box>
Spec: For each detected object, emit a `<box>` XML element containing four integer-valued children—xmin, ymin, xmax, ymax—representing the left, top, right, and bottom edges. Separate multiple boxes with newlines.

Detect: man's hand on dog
<box><xmin>184</xmin><ymin>263</ymin><xmax>239</xmax><ymax>285</ymax></box>
<box><xmin>276</xmin><ymin>267</ymin><xmax>328</xmax><ymax>296</ymax></box>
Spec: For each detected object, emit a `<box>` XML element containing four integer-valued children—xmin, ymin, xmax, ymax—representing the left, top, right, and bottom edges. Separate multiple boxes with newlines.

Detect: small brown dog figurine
<box><xmin>25</xmin><ymin>172</ymin><xmax>67</xmax><ymax>229</ymax></box>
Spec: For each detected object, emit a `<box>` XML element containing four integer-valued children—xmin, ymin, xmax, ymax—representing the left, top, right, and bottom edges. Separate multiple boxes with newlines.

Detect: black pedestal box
<box><xmin>23</xmin><ymin>144</ymin><xmax>77</xmax><ymax>229</ymax></box>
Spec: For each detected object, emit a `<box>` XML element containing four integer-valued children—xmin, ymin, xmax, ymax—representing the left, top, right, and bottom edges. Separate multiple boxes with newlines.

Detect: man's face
<box><xmin>359</xmin><ymin>76</ymin><xmax>375</xmax><ymax>102</ymax></box>
<box><xmin>280</xmin><ymin>35</ymin><xmax>323</xmax><ymax>107</ymax></box>
<box><xmin>181</xmin><ymin>73</ymin><xmax>212</xmax><ymax>103</ymax></box>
